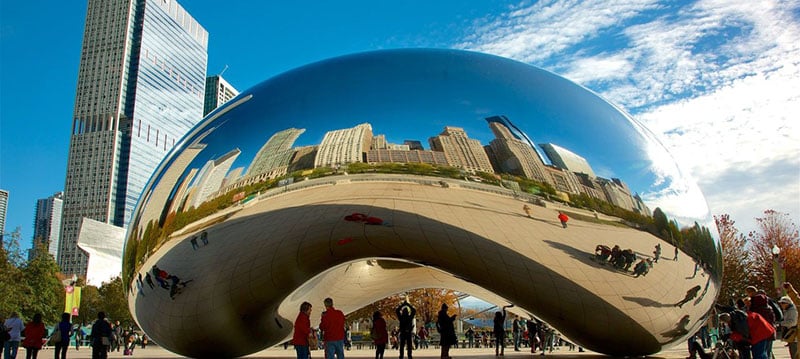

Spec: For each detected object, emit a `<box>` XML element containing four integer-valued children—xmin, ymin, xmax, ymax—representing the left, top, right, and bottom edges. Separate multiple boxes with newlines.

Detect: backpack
<box><xmin>768</xmin><ymin>297</ymin><xmax>784</xmax><ymax>323</ymax></box>
<box><xmin>730</xmin><ymin>309</ymin><xmax>750</xmax><ymax>340</ymax></box>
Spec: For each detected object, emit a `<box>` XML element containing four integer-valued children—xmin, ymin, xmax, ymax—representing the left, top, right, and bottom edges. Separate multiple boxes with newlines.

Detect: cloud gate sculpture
<box><xmin>124</xmin><ymin>49</ymin><xmax>721</xmax><ymax>357</ymax></box>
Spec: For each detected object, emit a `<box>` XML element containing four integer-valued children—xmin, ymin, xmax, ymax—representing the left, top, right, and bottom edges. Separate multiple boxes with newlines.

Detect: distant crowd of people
<box><xmin>2</xmin><ymin>311</ymin><xmax>148</xmax><ymax>359</ymax></box>
<box><xmin>289</xmin><ymin>297</ymin><xmax>585</xmax><ymax>359</ymax></box>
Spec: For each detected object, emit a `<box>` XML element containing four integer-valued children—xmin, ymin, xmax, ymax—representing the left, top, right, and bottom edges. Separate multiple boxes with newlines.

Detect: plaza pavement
<box><xmin>26</xmin><ymin>343</ymin><xmax>794</xmax><ymax>359</ymax></box>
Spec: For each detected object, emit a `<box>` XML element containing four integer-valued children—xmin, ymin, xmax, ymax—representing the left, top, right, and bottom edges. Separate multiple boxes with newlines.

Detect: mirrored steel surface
<box><xmin>124</xmin><ymin>49</ymin><xmax>721</xmax><ymax>358</ymax></box>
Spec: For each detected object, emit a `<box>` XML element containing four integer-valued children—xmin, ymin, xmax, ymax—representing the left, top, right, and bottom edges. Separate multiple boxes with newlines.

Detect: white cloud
<box><xmin>457</xmin><ymin>0</ymin><xmax>800</xmax><ymax>233</ymax></box>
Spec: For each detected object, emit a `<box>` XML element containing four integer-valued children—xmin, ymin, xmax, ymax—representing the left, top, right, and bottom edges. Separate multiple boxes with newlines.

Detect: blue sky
<box><xmin>1</xmin><ymin>0</ymin><xmax>798</xmax><ymax>252</ymax></box>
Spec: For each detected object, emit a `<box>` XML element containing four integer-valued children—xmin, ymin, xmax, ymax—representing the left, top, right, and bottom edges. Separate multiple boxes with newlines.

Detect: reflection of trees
<box><xmin>346</xmin><ymin>288</ymin><xmax>459</xmax><ymax>330</ymax></box>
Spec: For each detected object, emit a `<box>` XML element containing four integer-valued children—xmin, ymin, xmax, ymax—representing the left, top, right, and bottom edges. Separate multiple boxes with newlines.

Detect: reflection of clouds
<box><xmin>456</xmin><ymin>0</ymin><xmax>800</xmax><ymax>231</ymax></box>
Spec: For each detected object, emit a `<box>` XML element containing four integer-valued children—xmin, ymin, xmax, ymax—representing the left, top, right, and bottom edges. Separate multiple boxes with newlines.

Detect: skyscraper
<box><xmin>32</xmin><ymin>192</ymin><xmax>64</xmax><ymax>258</ymax></box>
<box><xmin>0</xmin><ymin>189</ymin><xmax>8</xmax><ymax>241</ymax></box>
<box><xmin>59</xmin><ymin>0</ymin><xmax>208</xmax><ymax>276</ymax></box>
<box><xmin>539</xmin><ymin>143</ymin><xmax>596</xmax><ymax>177</ymax></box>
<box><xmin>203</xmin><ymin>75</ymin><xmax>239</xmax><ymax>116</ymax></box>
<box><xmin>429</xmin><ymin>126</ymin><xmax>494</xmax><ymax>174</ymax></box>
<box><xmin>315</xmin><ymin>123</ymin><xmax>373</xmax><ymax>168</ymax></box>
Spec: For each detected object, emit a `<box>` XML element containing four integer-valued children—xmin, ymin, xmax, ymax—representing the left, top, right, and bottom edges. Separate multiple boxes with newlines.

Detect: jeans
<box><xmin>54</xmin><ymin>343</ymin><xmax>68</xmax><ymax>359</ymax></box>
<box><xmin>513</xmin><ymin>331</ymin><xmax>521</xmax><ymax>350</ymax></box>
<box><xmin>750</xmin><ymin>339</ymin><xmax>771</xmax><ymax>359</ymax></box>
<box><xmin>399</xmin><ymin>333</ymin><xmax>413</xmax><ymax>359</ymax></box>
<box><xmin>294</xmin><ymin>345</ymin><xmax>310</xmax><ymax>359</ymax></box>
<box><xmin>4</xmin><ymin>340</ymin><xmax>20</xmax><ymax>359</ymax></box>
<box><xmin>325</xmin><ymin>340</ymin><xmax>345</xmax><ymax>359</ymax></box>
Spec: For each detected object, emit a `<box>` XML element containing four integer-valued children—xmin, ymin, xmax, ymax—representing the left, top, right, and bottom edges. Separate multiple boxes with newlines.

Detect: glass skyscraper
<box><xmin>59</xmin><ymin>0</ymin><xmax>208</xmax><ymax>276</ymax></box>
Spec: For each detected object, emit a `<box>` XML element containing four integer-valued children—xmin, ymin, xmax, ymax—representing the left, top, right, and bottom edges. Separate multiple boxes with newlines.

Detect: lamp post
<box><xmin>772</xmin><ymin>245</ymin><xmax>786</xmax><ymax>297</ymax></box>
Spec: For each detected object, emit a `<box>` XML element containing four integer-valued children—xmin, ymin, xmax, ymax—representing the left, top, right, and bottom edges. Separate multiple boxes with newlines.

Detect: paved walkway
<box><xmin>24</xmin><ymin>343</ymin><xmax>794</xmax><ymax>359</ymax></box>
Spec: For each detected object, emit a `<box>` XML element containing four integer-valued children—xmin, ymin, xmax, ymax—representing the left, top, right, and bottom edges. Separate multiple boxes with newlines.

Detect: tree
<box><xmin>0</xmin><ymin>243</ymin><xmax>26</xmax><ymax>316</ymax></box>
<box><xmin>746</xmin><ymin>210</ymin><xmax>800</xmax><ymax>297</ymax></box>
<box><xmin>715</xmin><ymin>214</ymin><xmax>752</xmax><ymax>304</ymax></box>
<box><xmin>19</xmin><ymin>243</ymin><xmax>63</xmax><ymax>322</ymax></box>
<box><xmin>74</xmin><ymin>285</ymin><xmax>102</xmax><ymax>326</ymax></box>
<box><xmin>346</xmin><ymin>288</ymin><xmax>459</xmax><ymax>328</ymax></box>
<box><xmin>98</xmin><ymin>276</ymin><xmax>134</xmax><ymax>326</ymax></box>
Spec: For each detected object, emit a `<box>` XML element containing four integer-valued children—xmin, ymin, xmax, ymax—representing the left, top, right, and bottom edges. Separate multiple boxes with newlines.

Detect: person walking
<box><xmin>396</xmin><ymin>299</ymin><xmax>416</xmax><ymax>359</ymax></box>
<box><xmin>777</xmin><ymin>296</ymin><xmax>797</xmax><ymax>359</ymax></box>
<box><xmin>557</xmin><ymin>212</ymin><xmax>569</xmax><ymax>228</ymax></box>
<box><xmin>90</xmin><ymin>312</ymin><xmax>112</xmax><ymax>359</ymax></box>
<box><xmin>3</xmin><ymin>312</ymin><xmax>25</xmax><ymax>359</ymax></box>
<box><xmin>371</xmin><ymin>311</ymin><xmax>388</xmax><ymax>359</ymax></box>
<box><xmin>53</xmin><ymin>313</ymin><xmax>73</xmax><ymax>359</ymax></box>
<box><xmin>522</xmin><ymin>205</ymin><xmax>532</xmax><ymax>218</ymax></box>
<box><xmin>436</xmin><ymin>304</ymin><xmax>457</xmax><ymax>359</ymax></box>
<box><xmin>319</xmin><ymin>298</ymin><xmax>346</xmax><ymax>359</ymax></box>
<box><xmin>512</xmin><ymin>316</ymin><xmax>522</xmax><ymax>351</ymax></box>
<box><xmin>292</xmin><ymin>302</ymin><xmax>313</xmax><ymax>359</ymax></box>
<box><xmin>21</xmin><ymin>313</ymin><xmax>46</xmax><ymax>359</ymax></box>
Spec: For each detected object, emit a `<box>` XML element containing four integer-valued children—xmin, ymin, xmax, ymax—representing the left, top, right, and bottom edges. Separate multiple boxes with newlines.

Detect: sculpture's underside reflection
<box><xmin>125</xmin><ymin>49</ymin><xmax>721</xmax><ymax>358</ymax></box>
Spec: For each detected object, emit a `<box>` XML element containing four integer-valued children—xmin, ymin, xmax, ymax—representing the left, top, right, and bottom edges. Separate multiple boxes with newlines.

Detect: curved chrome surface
<box><xmin>124</xmin><ymin>49</ymin><xmax>721</xmax><ymax>358</ymax></box>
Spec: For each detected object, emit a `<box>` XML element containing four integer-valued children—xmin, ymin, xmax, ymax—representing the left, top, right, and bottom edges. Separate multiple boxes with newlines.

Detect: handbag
<box><xmin>49</xmin><ymin>328</ymin><xmax>62</xmax><ymax>344</ymax></box>
<box><xmin>308</xmin><ymin>333</ymin><xmax>318</xmax><ymax>351</ymax></box>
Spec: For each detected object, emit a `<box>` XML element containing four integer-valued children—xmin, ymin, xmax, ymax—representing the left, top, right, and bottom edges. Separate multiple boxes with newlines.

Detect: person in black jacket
<box><xmin>396</xmin><ymin>298</ymin><xmax>417</xmax><ymax>359</ymax></box>
<box><xmin>90</xmin><ymin>312</ymin><xmax>112</xmax><ymax>359</ymax></box>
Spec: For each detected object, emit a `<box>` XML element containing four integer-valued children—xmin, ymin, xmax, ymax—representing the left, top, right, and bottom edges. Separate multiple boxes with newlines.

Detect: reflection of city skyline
<box><xmin>172</xmin><ymin>115</ymin><xmax>649</xmax><ymax>217</ymax></box>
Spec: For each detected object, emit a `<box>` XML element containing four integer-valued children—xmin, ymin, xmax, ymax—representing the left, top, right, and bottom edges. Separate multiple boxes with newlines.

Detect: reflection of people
<box><xmin>396</xmin><ymin>299</ymin><xmax>416</xmax><ymax>359</ymax></box>
<box><xmin>436</xmin><ymin>304</ymin><xmax>457</xmax><ymax>359</ymax></box>
<box><xmin>557</xmin><ymin>212</ymin><xmax>569</xmax><ymax>228</ymax></box>
<box><xmin>675</xmin><ymin>285</ymin><xmax>702</xmax><ymax>308</ymax></box>
<box><xmin>292</xmin><ymin>302</ymin><xmax>313</xmax><ymax>359</ymax></box>
<box><xmin>319</xmin><ymin>298</ymin><xmax>346</xmax><ymax>359</ymax></box>
<box><xmin>371</xmin><ymin>311</ymin><xmax>388</xmax><ymax>359</ymax></box>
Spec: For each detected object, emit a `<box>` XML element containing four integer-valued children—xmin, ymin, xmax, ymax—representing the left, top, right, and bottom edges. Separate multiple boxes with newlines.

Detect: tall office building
<box><xmin>429</xmin><ymin>127</ymin><xmax>494</xmax><ymax>174</ymax></box>
<box><xmin>32</xmin><ymin>192</ymin><xmax>64</xmax><ymax>258</ymax></box>
<box><xmin>315</xmin><ymin>123</ymin><xmax>373</xmax><ymax>168</ymax></box>
<box><xmin>539</xmin><ymin>143</ymin><xmax>596</xmax><ymax>177</ymax></box>
<box><xmin>203</xmin><ymin>75</ymin><xmax>239</xmax><ymax>116</ymax></box>
<box><xmin>487</xmin><ymin>119</ymin><xmax>550</xmax><ymax>183</ymax></box>
<box><xmin>0</xmin><ymin>189</ymin><xmax>8</xmax><ymax>242</ymax></box>
<box><xmin>59</xmin><ymin>0</ymin><xmax>208</xmax><ymax>276</ymax></box>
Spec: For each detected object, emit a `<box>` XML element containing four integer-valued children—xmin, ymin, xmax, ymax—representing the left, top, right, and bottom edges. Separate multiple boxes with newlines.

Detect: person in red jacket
<box><xmin>292</xmin><ymin>302</ymin><xmax>313</xmax><ymax>359</ymax></box>
<box><xmin>21</xmin><ymin>313</ymin><xmax>47</xmax><ymax>359</ymax></box>
<box><xmin>371</xmin><ymin>311</ymin><xmax>388</xmax><ymax>359</ymax></box>
<box><xmin>320</xmin><ymin>297</ymin><xmax>346</xmax><ymax>359</ymax></box>
<box><xmin>720</xmin><ymin>310</ymin><xmax>775</xmax><ymax>359</ymax></box>
<box><xmin>557</xmin><ymin>212</ymin><xmax>569</xmax><ymax>228</ymax></box>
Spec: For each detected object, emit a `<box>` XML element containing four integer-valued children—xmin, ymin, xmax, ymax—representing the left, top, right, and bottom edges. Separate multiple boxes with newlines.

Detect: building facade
<box><xmin>539</xmin><ymin>143</ymin><xmax>596</xmax><ymax>177</ymax></box>
<box><xmin>429</xmin><ymin>126</ymin><xmax>494</xmax><ymax>174</ymax></box>
<box><xmin>32</xmin><ymin>192</ymin><xmax>64</xmax><ymax>258</ymax></box>
<box><xmin>203</xmin><ymin>75</ymin><xmax>239</xmax><ymax>116</ymax></box>
<box><xmin>59</xmin><ymin>0</ymin><xmax>208</xmax><ymax>276</ymax></box>
<box><xmin>0</xmin><ymin>189</ymin><xmax>7</xmax><ymax>241</ymax></box>
<box><xmin>314</xmin><ymin>123</ymin><xmax>373</xmax><ymax>168</ymax></box>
